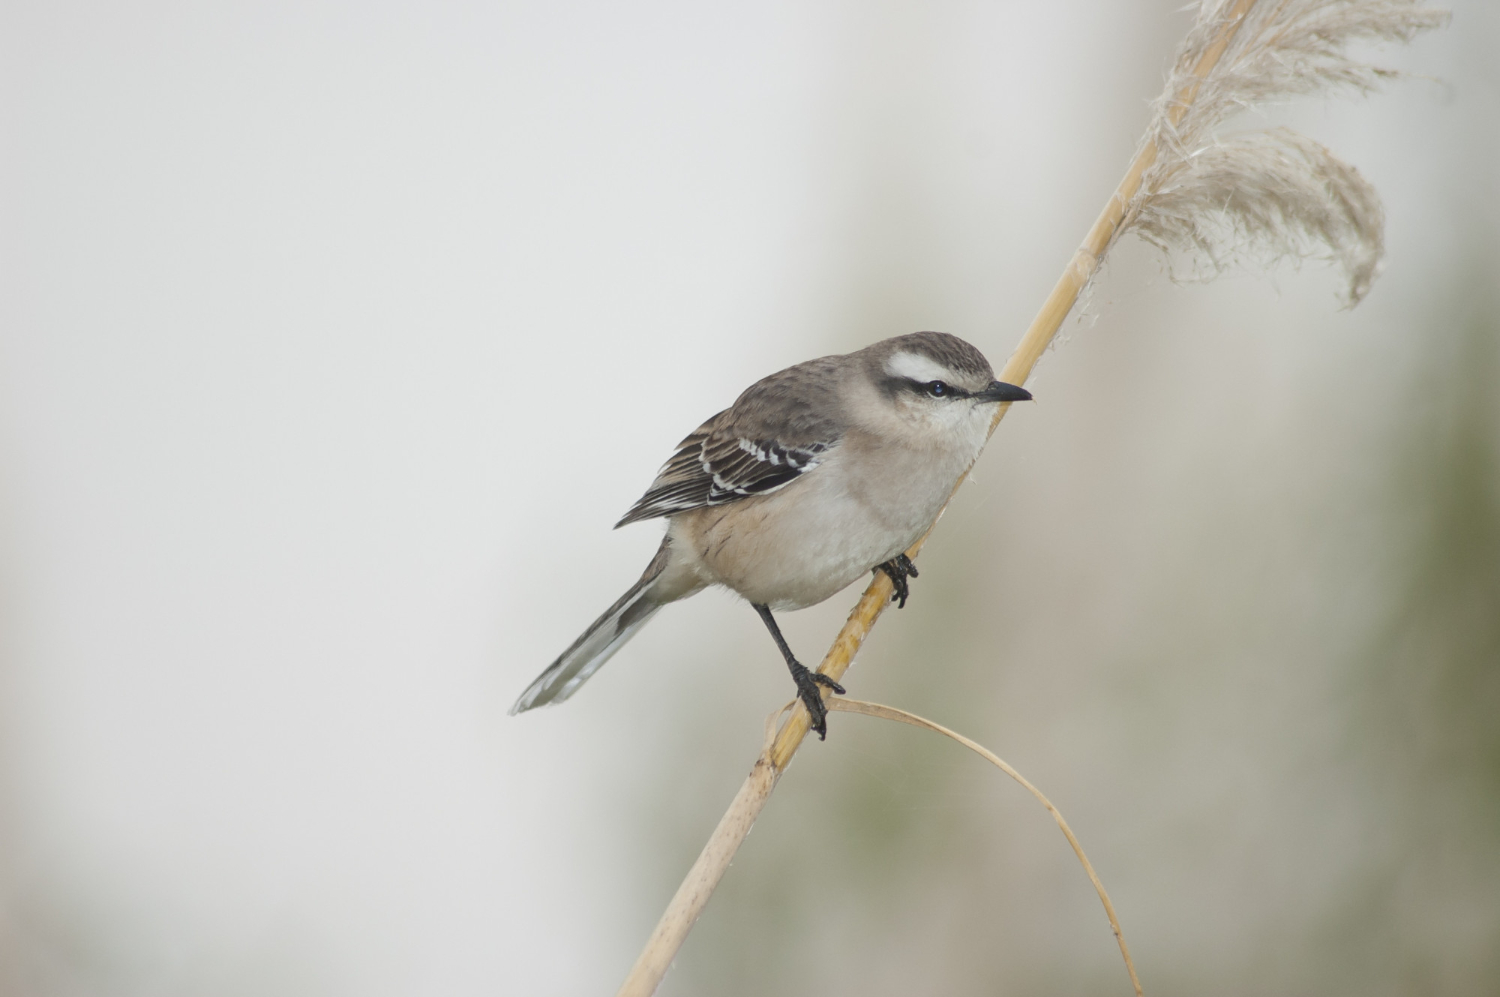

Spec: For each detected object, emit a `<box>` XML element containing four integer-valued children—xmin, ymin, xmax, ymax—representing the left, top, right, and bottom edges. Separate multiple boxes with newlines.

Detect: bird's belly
<box><xmin>672</xmin><ymin>450</ymin><xmax>960</xmax><ymax>611</ymax></box>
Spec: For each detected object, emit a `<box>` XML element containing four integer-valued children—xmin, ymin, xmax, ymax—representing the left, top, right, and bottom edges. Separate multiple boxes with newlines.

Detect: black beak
<box><xmin>974</xmin><ymin>380</ymin><xmax>1032</xmax><ymax>403</ymax></box>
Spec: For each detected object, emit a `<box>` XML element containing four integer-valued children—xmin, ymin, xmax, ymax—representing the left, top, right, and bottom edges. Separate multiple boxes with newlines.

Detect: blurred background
<box><xmin>1</xmin><ymin>1</ymin><xmax>1495</xmax><ymax>994</ymax></box>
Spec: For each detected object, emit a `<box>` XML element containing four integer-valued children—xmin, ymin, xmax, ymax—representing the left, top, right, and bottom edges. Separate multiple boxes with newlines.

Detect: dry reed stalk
<box><xmin>615</xmin><ymin>2</ymin><xmax>1446</xmax><ymax>994</ymax></box>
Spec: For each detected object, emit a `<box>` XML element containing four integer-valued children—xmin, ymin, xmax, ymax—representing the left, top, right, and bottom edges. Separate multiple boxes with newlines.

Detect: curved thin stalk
<box><xmin>826</xmin><ymin>699</ymin><xmax>1143</xmax><ymax>997</ymax></box>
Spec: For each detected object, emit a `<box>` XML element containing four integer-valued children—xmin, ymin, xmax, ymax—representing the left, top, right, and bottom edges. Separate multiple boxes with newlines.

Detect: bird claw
<box><xmin>791</xmin><ymin>661</ymin><xmax>845</xmax><ymax>740</ymax></box>
<box><xmin>876</xmin><ymin>554</ymin><xmax>920</xmax><ymax>608</ymax></box>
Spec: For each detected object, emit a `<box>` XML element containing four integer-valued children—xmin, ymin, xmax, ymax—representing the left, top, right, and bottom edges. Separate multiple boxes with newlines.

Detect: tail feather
<box><xmin>510</xmin><ymin>540</ymin><xmax>672</xmax><ymax>714</ymax></box>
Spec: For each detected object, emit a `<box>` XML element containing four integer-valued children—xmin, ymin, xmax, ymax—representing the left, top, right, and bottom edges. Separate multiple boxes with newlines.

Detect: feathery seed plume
<box><xmin>1126</xmin><ymin>0</ymin><xmax>1450</xmax><ymax>304</ymax></box>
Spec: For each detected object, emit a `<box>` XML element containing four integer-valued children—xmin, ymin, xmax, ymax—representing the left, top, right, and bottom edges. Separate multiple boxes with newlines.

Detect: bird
<box><xmin>510</xmin><ymin>331</ymin><xmax>1031</xmax><ymax>738</ymax></box>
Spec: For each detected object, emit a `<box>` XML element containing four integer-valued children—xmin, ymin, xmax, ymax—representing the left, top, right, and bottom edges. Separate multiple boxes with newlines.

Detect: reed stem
<box><xmin>615</xmin><ymin>4</ymin><xmax>1259</xmax><ymax>994</ymax></box>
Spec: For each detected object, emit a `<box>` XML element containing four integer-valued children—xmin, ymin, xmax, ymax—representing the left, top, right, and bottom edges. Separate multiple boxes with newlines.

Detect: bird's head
<box><xmin>859</xmin><ymin>332</ymin><xmax>1031</xmax><ymax>442</ymax></box>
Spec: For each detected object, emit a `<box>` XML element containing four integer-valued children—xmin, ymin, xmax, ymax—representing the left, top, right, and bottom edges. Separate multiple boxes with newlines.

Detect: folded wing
<box><xmin>615</xmin><ymin>358</ymin><xmax>846</xmax><ymax>528</ymax></box>
<box><xmin>615</xmin><ymin>423</ymin><xmax>835</xmax><ymax>527</ymax></box>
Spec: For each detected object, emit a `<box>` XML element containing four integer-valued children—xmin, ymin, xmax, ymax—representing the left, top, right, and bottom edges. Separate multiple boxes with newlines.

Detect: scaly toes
<box><xmin>811</xmin><ymin>673</ymin><xmax>846</xmax><ymax>695</ymax></box>
<box><xmin>791</xmin><ymin>663</ymin><xmax>843</xmax><ymax>739</ymax></box>
<box><xmin>877</xmin><ymin>554</ymin><xmax>919</xmax><ymax>608</ymax></box>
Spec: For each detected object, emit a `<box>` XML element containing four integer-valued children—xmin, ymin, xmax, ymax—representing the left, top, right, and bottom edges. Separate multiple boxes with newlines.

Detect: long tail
<box><xmin>510</xmin><ymin>539</ymin><xmax>673</xmax><ymax>714</ymax></box>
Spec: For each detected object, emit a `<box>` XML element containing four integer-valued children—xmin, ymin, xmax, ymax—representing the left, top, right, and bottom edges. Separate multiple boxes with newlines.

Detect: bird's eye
<box><xmin>925</xmin><ymin>381</ymin><xmax>948</xmax><ymax>397</ymax></box>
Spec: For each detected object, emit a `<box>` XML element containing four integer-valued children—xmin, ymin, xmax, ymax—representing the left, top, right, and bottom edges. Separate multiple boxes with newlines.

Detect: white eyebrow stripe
<box><xmin>884</xmin><ymin>351</ymin><xmax>954</xmax><ymax>383</ymax></box>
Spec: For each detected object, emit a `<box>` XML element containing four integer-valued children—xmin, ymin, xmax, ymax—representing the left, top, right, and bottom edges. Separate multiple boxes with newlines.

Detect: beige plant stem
<box><xmin>614</xmin><ymin>5</ymin><xmax>1260</xmax><ymax>996</ymax></box>
<box><xmin>774</xmin><ymin>0</ymin><xmax>1259</xmax><ymax>771</ymax></box>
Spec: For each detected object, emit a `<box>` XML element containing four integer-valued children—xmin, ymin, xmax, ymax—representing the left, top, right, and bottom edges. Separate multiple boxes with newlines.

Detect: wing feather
<box><xmin>615</xmin><ymin>357</ymin><xmax>845</xmax><ymax>528</ymax></box>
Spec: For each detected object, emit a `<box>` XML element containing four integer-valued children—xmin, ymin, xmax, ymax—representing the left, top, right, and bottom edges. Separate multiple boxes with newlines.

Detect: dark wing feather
<box><xmin>614</xmin><ymin>416</ymin><xmax>720</xmax><ymax>527</ymax></box>
<box><xmin>615</xmin><ymin>357</ymin><xmax>846</xmax><ymax>528</ymax></box>
<box><xmin>699</xmin><ymin>436</ymin><xmax>832</xmax><ymax>503</ymax></box>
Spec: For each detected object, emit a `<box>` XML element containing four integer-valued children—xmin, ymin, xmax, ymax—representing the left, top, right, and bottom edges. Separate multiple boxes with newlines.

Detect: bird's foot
<box><xmin>876</xmin><ymin>554</ymin><xmax>920</xmax><ymax>608</ymax></box>
<box><xmin>790</xmin><ymin>661</ymin><xmax>845</xmax><ymax>740</ymax></box>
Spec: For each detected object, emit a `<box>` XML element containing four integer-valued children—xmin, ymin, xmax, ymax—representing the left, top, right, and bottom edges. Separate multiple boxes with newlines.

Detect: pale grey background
<box><xmin>1</xmin><ymin>2</ymin><xmax>1495</xmax><ymax>995</ymax></box>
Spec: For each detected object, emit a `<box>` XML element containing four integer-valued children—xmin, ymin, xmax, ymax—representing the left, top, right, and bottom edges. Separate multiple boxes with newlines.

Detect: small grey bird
<box><xmin>510</xmin><ymin>331</ymin><xmax>1031</xmax><ymax>737</ymax></box>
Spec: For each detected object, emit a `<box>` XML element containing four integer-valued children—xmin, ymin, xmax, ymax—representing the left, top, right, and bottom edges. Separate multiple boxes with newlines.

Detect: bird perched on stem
<box><xmin>510</xmin><ymin>331</ymin><xmax>1031</xmax><ymax>738</ymax></box>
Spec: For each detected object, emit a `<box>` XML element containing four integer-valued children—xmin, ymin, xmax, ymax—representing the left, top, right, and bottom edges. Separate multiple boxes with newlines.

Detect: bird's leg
<box><xmin>752</xmin><ymin>603</ymin><xmax>845</xmax><ymax>740</ymax></box>
<box><xmin>875</xmin><ymin>553</ymin><xmax>920</xmax><ymax>609</ymax></box>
